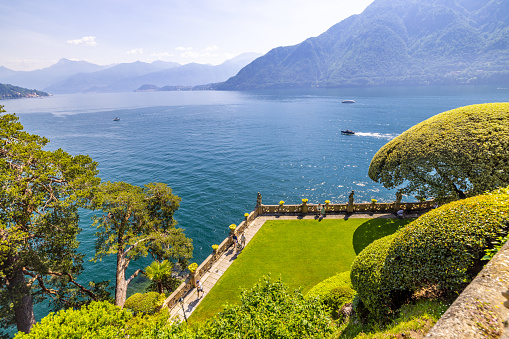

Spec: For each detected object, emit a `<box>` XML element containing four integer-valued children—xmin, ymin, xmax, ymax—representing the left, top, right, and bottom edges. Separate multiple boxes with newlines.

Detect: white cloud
<box><xmin>204</xmin><ymin>45</ymin><xmax>219</xmax><ymax>52</ymax></box>
<box><xmin>176</xmin><ymin>46</ymin><xmax>193</xmax><ymax>51</ymax></box>
<box><xmin>66</xmin><ymin>36</ymin><xmax>97</xmax><ymax>46</ymax></box>
<box><xmin>126</xmin><ymin>48</ymin><xmax>143</xmax><ymax>55</ymax></box>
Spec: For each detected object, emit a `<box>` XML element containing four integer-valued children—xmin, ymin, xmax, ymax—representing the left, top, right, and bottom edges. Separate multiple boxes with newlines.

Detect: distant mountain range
<box><xmin>217</xmin><ymin>0</ymin><xmax>509</xmax><ymax>89</ymax></box>
<box><xmin>0</xmin><ymin>53</ymin><xmax>260</xmax><ymax>94</ymax></box>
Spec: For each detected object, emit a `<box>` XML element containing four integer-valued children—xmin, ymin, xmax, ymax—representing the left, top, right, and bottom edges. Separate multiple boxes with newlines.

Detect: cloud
<box><xmin>204</xmin><ymin>45</ymin><xmax>219</xmax><ymax>52</ymax></box>
<box><xmin>127</xmin><ymin>48</ymin><xmax>143</xmax><ymax>55</ymax></box>
<box><xmin>67</xmin><ymin>36</ymin><xmax>97</xmax><ymax>46</ymax></box>
<box><xmin>176</xmin><ymin>46</ymin><xmax>193</xmax><ymax>51</ymax></box>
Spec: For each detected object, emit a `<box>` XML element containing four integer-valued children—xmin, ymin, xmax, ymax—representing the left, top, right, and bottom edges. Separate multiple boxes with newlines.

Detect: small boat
<box><xmin>341</xmin><ymin>129</ymin><xmax>355</xmax><ymax>135</ymax></box>
<box><xmin>113</xmin><ymin>117</ymin><xmax>120</xmax><ymax>121</ymax></box>
<box><xmin>342</xmin><ymin>100</ymin><xmax>355</xmax><ymax>104</ymax></box>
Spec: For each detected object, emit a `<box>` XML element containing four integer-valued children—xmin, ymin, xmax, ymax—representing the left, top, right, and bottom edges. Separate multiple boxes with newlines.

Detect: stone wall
<box><xmin>425</xmin><ymin>240</ymin><xmax>509</xmax><ymax>338</ymax></box>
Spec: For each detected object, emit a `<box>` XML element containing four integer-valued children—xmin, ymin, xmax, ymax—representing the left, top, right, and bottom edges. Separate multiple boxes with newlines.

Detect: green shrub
<box><xmin>124</xmin><ymin>292</ymin><xmax>165</xmax><ymax>315</ymax></box>
<box><xmin>323</xmin><ymin>286</ymin><xmax>356</xmax><ymax>320</ymax></box>
<box><xmin>351</xmin><ymin>187</ymin><xmax>509</xmax><ymax>321</ymax></box>
<box><xmin>306</xmin><ymin>271</ymin><xmax>352</xmax><ymax>299</ymax></box>
<box><xmin>306</xmin><ymin>271</ymin><xmax>355</xmax><ymax>319</ymax></box>
<box><xmin>14</xmin><ymin>301</ymin><xmax>132</xmax><ymax>339</ymax></box>
<box><xmin>199</xmin><ymin>276</ymin><xmax>334</xmax><ymax>338</ymax></box>
<box><xmin>350</xmin><ymin>233</ymin><xmax>398</xmax><ymax>321</ymax></box>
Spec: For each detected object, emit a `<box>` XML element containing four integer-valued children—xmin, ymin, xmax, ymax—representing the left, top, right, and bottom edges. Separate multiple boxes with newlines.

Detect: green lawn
<box><xmin>190</xmin><ymin>217</ymin><xmax>412</xmax><ymax>323</ymax></box>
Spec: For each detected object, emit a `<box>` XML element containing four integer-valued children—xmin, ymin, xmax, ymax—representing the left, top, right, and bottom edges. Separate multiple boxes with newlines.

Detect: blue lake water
<box><xmin>2</xmin><ymin>85</ymin><xmax>509</xmax><ymax>326</ymax></box>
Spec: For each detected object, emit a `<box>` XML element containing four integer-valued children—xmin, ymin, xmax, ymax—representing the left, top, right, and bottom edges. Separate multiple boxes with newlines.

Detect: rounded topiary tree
<box><xmin>369</xmin><ymin>103</ymin><xmax>509</xmax><ymax>201</ymax></box>
<box><xmin>124</xmin><ymin>292</ymin><xmax>165</xmax><ymax>315</ymax></box>
<box><xmin>351</xmin><ymin>186</ymin><xmax>509</xmax><ymax>320</ymax></box>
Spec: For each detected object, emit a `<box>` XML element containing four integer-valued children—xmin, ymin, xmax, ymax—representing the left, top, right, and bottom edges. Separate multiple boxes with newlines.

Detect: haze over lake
<box><xmin>3</xmin><ymin>86</ymin><xmax>509</xmax><ymax>295</ymax></box>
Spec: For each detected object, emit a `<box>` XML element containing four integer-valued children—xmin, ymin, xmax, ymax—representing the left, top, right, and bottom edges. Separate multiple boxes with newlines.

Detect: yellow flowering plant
<box><xmin>188</xmin><ymin>263</ymin><xmax>198</xmax><ymax>273</ymax></box>
<box><xmin>244</xmin><ymin>213</ymin><xmax>249</xmax><ymax>218</ymax></box>
<box><xmin>212</xmin><ymin>244</ymin><xmax>219</xmax><ymax>251</ymax></box>
<box><xmin>302</xmin><ymin>199</ymin><xmax>308</xmax><ymax>203</ymax></box>
<box><xmin>325</xmin><ymin>200</ymin><xmax>330</xmax><ymax>204</ymax></box>
<box><xmin>371</xmin><ymin>199</ymin><xmax>377</xmax><ymax>203</ymax></box>
<box><xmin>229</xmin><ymin>224</ymin><xmax>236</xmax><ymax>230</ymax></box>
<box><xmin>279</xmin><ymin>200</ymin><xmax>285</xmax><ymax>205</ymax></box>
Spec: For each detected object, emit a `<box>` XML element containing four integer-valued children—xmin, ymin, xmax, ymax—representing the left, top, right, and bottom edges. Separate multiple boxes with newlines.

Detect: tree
<box><xmin>90</xmin><ymin>181</ymin><xmax>193</xmax><ymax>308</ymax></box>
<box><xmin>368</xmin><ymin>103</ymin><xmax>509</xmax><ymax>201</ymax></box>
<box><xmin>144</xmin><ymin>260</ymin><xmax>172</xmax><ymax>294</ymax></box>
<box><xmin>0</xmin><ymin>106</ymin><xmax>101</xmax><ymax>334</ymax></box>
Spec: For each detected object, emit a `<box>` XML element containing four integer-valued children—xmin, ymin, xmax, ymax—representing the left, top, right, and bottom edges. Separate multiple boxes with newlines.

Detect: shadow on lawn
<box><xmin>352</xmin><ymin>217</ymin><xmax>413</xmax><ymax>255</ymax></box>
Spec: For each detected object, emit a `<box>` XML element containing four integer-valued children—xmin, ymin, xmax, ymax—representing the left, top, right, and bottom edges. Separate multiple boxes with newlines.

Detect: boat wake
<box><xmin>355</xmin><ymin>132</ymin><xmax>398</xmax><ymax>140</ymax></box>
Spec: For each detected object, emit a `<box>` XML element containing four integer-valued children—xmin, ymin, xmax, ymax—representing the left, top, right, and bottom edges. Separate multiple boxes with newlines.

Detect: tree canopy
<box><xmin>90</xmin><ymin>181</ymin><xmax>193</xmax><ymax>308</ymax></box>
<box><xmin>0</xmin><ymin>106</ymin><xmax>101</xmax><ymax>334</ymax></box>
<box><xmin>368</xmin><ymin>103</ymin><xmax>509</xmax><ymax>200</ymax></box>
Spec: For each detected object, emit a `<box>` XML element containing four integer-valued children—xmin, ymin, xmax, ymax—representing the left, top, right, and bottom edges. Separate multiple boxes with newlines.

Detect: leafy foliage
<box><xmin>351</xmin><ymin>187</ymin><xmax>509</xmax><ymax>320</ymax></box>
<box><xmin>144</xmin><ymin>260</ymin><xmax>178</xmax><ymax>294</ymax></box>
<box><xmin>13</xmin><ymin>301</ymin><xmax>193</xmax><ymax>339</ymax></box>
<box><xmin>124</xmin><ymin>292</ymin><xmax>165</xmax><ymax>315</ymax></box>
<box><xmin>199</xmin><ymin>276</ymin><xmax>334</xmax><ymax>338</ymax></box>
<box><xmin>369</xmin><ymin>103</ymin><xmax>509</xmax><ymax>201</ymax></box>
<box><xmin>306</xmin><ymin>271</ymin><xmax>353</xmax><ymax>299</ymax></box>
<box><xmin>0</xmin><ymin>106</ymin><xmax>103</xmax><ymax>332</ymax></box>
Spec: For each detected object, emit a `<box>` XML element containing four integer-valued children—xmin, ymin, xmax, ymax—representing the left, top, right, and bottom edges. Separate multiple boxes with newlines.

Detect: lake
<box><xmin>2</xmin><ymin>85</ymin><xmax>509</xmax><ymax>325</ymax></box>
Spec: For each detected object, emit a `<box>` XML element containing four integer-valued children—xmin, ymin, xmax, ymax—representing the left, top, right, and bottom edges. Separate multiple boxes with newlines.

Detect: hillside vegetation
<box><xmin>0</xmin><ymin>83</ymin><xmax>48</xmax><ymax>99</ymax></box>
<box><xmin>218</xmin><ymin>0</ymin><xmax>509</xmax><ymax>89</ymax></box>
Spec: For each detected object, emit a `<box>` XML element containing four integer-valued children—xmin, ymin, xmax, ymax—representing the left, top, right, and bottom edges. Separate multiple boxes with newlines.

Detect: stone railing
<box><xmin>162</xmin><ymin>210</ymin><xmax>259</xmax><ymax>310</ymax></box>
<box><xmin>258</xmin><ymin>201</ymin><xmax>433</xmax><ymax>215</ymax></box>
<box><xmin>163</xmin><ymin>197</ymin><xmax>433</xmax><ymax>312</ymax></box>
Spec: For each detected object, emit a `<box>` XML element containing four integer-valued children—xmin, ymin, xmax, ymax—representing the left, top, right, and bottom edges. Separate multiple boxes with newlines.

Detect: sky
<box><xmin>1</xmin><ymin>0</ymin><xmax>374</xmax><ymax>71</ymax></box>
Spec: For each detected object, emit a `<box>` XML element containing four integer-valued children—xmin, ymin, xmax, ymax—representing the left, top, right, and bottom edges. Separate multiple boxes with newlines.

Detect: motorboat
<box><xmin>342</xmin><ymin>100</ymin><xmax>355</xmax><ymax>103</ymax></box>
<box><xmin>341</xmin><ymin>129</ymin><xmax>355</xmax><ymax>135</ymax></box>
<box><xmin>113</xmin><ymin>117</ymin><xmax>120</xmax><ymax>121</ymax></box>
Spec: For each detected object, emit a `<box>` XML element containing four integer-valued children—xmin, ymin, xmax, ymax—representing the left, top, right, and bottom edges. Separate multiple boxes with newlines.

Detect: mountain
<box><xmin>44</xmin><ymin>61</ymin><xmax>180</xmax><ymax>93</ymax></box>
<box><xmin>45</xmin><ymin>53</ymin><xmax>260</xmax><ymax>93</ymax></box>
<box><xmin>218</xmin><ymin>0</ymin><xmax>509</xmax><ymax>89</ymax></box>
<box><xmin>0</xmin><ymin>83</ymin><xmax>49</xmax><ymax>100</ymax></box>
<box><xmin>0</xmin><ymin>59</ymin><xmax>108</xmax><ymax>91</ymax></box>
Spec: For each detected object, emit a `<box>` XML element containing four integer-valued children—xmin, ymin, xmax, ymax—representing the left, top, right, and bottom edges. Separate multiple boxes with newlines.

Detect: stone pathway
<box><xmin>168</xmin><ymin>211</ymin><xmax>423</xmax><ymax>320</ymax></box>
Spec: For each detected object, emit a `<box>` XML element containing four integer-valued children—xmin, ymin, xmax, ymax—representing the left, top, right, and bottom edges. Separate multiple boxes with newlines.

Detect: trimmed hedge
<box><xmin>124</xmin><ymin>292</ymin><xmax>166</xmax><ymax>315</ymax></box>
<box><xmin>351</xmin><ymin>187</ymin><xmax>509</xmax><ymax>321</ymax></box>
<box><xmin>306</xmin><ymin>271</ymin><xmax>355</xmax><ymax>319</ymax></box>
<box><xmin>306</xmin><ymin>271</ymin><xmax>352</xmax><ymax>299</ymax></box>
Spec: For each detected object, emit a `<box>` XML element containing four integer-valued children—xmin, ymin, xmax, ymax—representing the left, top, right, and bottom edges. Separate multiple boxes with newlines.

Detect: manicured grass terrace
<box><xmin>190</xmin><ymin>217</ymin><xmax>413</xmax><ymax>323</ymax></box>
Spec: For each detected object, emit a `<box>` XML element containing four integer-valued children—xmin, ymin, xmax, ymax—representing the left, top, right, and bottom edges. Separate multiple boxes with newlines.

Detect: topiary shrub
<box><xmin>306</xmin><ymin>271</ymin><xmax>355</xmax><ymax>319</ymax></box>
<box><xmin>368</xmin><ymin>103</ymin><xmax>509</xmax><ymax>201</ymax></box>
<box><xmin>124</xmin><ymin>292</ymin><xmax>166</xmax><ymax>315</ymax></box>
<box><xmin>306</xmin><ymin>271</ymin><xmax>352</xmax><ymax>299</ymax></box>
<box><xmin>351</xmin><ymin>187</ymin><xmax>509</xmax><ymax>321</ymax></box>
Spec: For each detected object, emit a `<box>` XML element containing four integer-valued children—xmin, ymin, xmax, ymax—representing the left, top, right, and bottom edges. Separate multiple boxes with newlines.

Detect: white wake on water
<box><xmin>354</xmin><ymin>132</ymin><xmax>399</xmax><ymax>140</ymax></box>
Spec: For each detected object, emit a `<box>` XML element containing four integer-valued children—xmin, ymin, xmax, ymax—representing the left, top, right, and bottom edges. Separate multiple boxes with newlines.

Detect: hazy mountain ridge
<box><xmin>0</xmin><ymin>53</ymin><xmax>261</xmax><ymax>94</ymax></box>
<box><xmin>218</xmin><ymin>0</ymin><xmax>509</xmax><ymax>89</ymax></box>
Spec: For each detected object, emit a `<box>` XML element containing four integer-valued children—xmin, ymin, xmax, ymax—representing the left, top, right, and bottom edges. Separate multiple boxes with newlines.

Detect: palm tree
<box><xmin>145</xmin><ymin>260</ymin><xmax>172</xmax><ymax>294</ymax></box>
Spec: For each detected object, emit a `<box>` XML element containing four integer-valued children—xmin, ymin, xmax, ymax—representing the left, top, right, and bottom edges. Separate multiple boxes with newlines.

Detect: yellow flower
<box><xmin>302</xmin><ymin>198</ymin><xmax>308</xmax><ymax>203</ymax></box>
<box><xmin>188</xmin><ymin>263</ymin><xmax>198</xmax><ymax>272</ymax></box>
<box><xmin>212</xmin><ymin>244</ymin><xmax>219</xmax><ymax>250</ymax></box>
<box><xmin>279</xmin><ymin>200</ymin><xmax>285</xmax><ymax>205</ymax></box>
<box><xmin>244</xmin><ymin>213</ymin><xmax>249</xmax><ymax>217</ymax></box>
<box><xmin>229</xmin><ymin>224</ymin><xmax>236</xmax><ymax>230</ymax></box>
<box><xmin>325</xmin><ymin>200</ymin><xmax>331</xmax><ymax>204</ymax></box>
